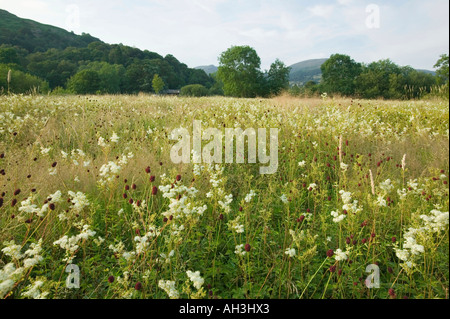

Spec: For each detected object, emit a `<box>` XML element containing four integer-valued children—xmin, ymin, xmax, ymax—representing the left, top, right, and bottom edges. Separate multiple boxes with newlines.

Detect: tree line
<box><xmin>0</xmin><ymin>41</ymin><xmax>448</xmax><ymax>99</ymax></box>
<box><xmin>0</xmin><ymin>42</ymin><xmax>215</xmax><ymax>95</ymax></box>
<box><xmin>290</xmin><ymin>53</ymin><xmax>449</xmax><ymax>100</ymax></box>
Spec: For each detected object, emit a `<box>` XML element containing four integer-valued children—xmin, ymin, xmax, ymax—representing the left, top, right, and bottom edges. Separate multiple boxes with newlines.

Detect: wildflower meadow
<box><xmin>0</xmin><ymin>94</ymin><xmax>448</xmax><ymax>300</ymax></box>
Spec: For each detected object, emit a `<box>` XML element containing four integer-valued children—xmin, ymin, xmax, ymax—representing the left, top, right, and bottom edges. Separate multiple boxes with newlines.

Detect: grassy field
<box><xmin>0</xmin><ymin>94</ymin><xmax>448</xmax><ymax>299</ymax></box>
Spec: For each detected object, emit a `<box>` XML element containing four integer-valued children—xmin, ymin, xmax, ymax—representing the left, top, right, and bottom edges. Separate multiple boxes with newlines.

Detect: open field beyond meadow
<box><xmin>0</xmin><ymin>94</ymin><xmax>448</xmax><ymax>299</ymax></box>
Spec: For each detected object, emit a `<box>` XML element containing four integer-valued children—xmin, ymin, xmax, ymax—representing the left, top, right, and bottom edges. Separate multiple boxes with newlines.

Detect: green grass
<box><xmin>0</xmin><ymin>94</ymin><xmax>448</xmax><ymax>299</ymax></box>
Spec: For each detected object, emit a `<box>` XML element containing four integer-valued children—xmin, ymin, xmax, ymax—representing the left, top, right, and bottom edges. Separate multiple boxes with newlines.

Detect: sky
<box><xmin>0</xmin><ymin>0</ymin><xmax>448</xmax><ymax>70</ymax></box>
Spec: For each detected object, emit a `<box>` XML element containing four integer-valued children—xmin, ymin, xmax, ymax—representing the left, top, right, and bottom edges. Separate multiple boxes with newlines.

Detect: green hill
<box><xmin>0</xmin><ymin>9</ymin><xmax>100</xmax><ymax>52</ymax></box>
<box><xmin>288</xmin><ymin>58</ymin><xmax>328</xmax><ymax>85</ymax></box>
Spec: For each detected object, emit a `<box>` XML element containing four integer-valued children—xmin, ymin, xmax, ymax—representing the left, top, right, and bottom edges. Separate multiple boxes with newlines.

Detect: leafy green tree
<box><xmin>321</xmin><ymin>54</ymin><xmax>362</xmax><ymax>96</ymax></box>
<box><xmin>217</xmin><ymin>45</ymin><xmax>264</xmax><ymax>98</ymax></box>
<box><xmin>434</xmin><ymin>54</ymin><xmax>449</xmax><ymax>85</ymax></box>
<box><xmin>180</xmin><ymin>84</ymin><xmax>209</xmax><ymax>97</ymax></box>
<box><xmin>67</xmin><ymin>69</ymin><xmax>101</xmax><ymax>94</ymax></box>
<box><xmin>0</xmin><ymin>64</ymin><xmax>49</xmax><ymax>94</ymax></box>
<box><xmin>267</xmin><ymin>59</ymin><xmax>291</xmax><ymax>96</ymax></box>
<box><xmin>124</xmin><ymin>59</ymin><xmax>158</xmax><ymax>93</ymax></box>
<box><xmin>152</xmin><ymin>74</ymin><xmax>165</xmax><ymax>94</ymax></box>
<box><xmin>79</xmin><ymin>62</ymin><xmax>125</xmax><ymax>94</ymax></box>
<box><xmin>356</xmin><ymin>59</ymin><xmax>401</xmax><ymax>99</ymax></box>
<box><xmin>0</xmin><ymin>47</ymin><xmax>20</xmax><ymax>65</ymax></box>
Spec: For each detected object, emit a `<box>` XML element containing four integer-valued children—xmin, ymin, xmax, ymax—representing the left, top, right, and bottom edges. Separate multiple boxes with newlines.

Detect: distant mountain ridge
<box><xmin>194</xmin><ymin>65</ymin><xmax>218</xmax><ymax>75</ymax></box>
<box><xmin>0</xmin><ymin>9</ymin><xmax>101</xmax><ymax>52</ymax></box>
<box><xmin>288</xmin><ymin>58</ymin><xmax>328</xmax><ymax>85</ymax></box>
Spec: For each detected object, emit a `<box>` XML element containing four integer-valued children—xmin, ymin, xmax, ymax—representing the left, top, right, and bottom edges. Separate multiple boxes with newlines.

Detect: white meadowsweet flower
<box><xmin>340</xmin><ymin>162</ymin><xmax>349</xmax><ymax>171</ymax></box>
<box><xmin>40</xmin><ymin>147</ymin><xmax>51</xmax><ymax>156</ymax></box>
<box><xmin>280</xmin><ymin>194</ymin><xmax>289</xmax><ymax>204</ymax></box>
<box><xmin>98</xmin><ymin>136</ymin><xmax>107</xmax><ymax>147</ymax></box>
<box><xmin>186</xmin><ymin>270</ymin><xmax>204</xmax><ymax>290</ymax></box>
<box><xmin>298</xmin><ymin>160</ymin><xmax>306</xmax><ymax>167</ymax></box>
<box><xmin>376</xmin><ymin>195</ymin><xmax>387</xmax><ymax>207</ymax></box>
<box><xmin>18</xmin><ymin>196</ymin><xmax>40</xmax><ymax>215</ymax></box>
<box><xmin>244</xmin><ymin>190</ymin><xmax>256</xmax><ymax>203</ymax></box>
<box><xmin>331</xmin><ymin>211</ymin><xmax>346</xmax><ymax>223</ymax></box>
<box><xmin>285</xmin><ymin>248</ymin><xmax>296</xmax><ymax>258</ymax></box>
<box><xmin>110</xmin><ymin>132</ymin><xmax>119</xmax><ymax>143</ymax></box>
<box><xmin>158</xmin><ymin>280</ymin><xmax>179</xmax><ymax>299</ymax></box>
<box><xmin>334</xmin><ymin>249</ymin><xmax>348</xmax><ymax>261</ymax></box>
<box><xmin>235</xmin><ymin>244</ymin><xmax>246</xmax><ymax>256</ymax></box>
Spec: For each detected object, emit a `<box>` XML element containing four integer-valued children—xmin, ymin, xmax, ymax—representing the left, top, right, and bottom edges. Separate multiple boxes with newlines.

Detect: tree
<box><xmin>434</xmin><ymin>54</ymin><xmax>449</xmax><ymax>85</ymax></box>
<box><xmin>79</xmin><ymin>62</ymin><xmax>125</xmax><ymax>94</ymax></box>
<box><xmin>67</xmin><ymin>69</ymin><xmax>101</xmax><ymax>94</ymax></box>
<box><xmin>217</xmin><ymin>45</ymin><xmax>264</xmax><ymax>98</ymax></box>
<box><xmin>356</xmin><ymin>59</ymin><xmax>401</xmax><ymax>99</ymax></box>
<box><xmin>152</xmin><ymin>74</ymin><xmax>165</xmax><ymax>94</ymax></box>
<box><xmin>267</xmin><ymin>59</ymin><xmax>291</xmax><ymax>96</ymax></box>
<box><xmin>180</xmin><ymin>84</ymin><xmax>209</xmax><ymax>97</ymax></box>
<box><xmin>321</xmin><ymin>54</ymin><xmax>362</xmax><ymax>96</ymax></box>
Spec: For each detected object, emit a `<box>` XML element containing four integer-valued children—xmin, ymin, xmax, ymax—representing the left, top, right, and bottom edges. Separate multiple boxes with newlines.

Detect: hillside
<box><xmin>0</xmin><ymin>9</ymin><xmax>101</xmax><ymax>52</ymax></box>
<box><xmin>0</xmin><ymin>9</ymin><xmax>214</xmax><ymax>93</ymax></box>
<box><xmin>288</xmin><ymin>58</ymin><xmax>328</xmax><ymax>85</ymax></box>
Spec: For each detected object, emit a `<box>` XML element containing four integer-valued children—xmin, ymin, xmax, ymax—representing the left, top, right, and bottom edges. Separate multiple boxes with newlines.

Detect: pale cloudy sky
<box><xmin>0</xmin><ymin>0</ymin><xmax>448</xmax><ymax>70</ymax></box>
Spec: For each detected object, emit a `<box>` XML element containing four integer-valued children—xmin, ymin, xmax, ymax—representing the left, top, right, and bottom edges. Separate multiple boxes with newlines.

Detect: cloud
<box><xmin>0</xmin><ymin>0</ymin><xmax>447</xmax><ymax>70</ymax></box>
<box><xmin>307</xmin><ymin>5</ymin><xmax>335</xmax><ymax>18</ymax></box>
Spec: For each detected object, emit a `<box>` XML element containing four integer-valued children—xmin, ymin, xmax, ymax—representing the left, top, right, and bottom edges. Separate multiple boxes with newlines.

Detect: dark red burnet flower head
<box><xmin>135</xmin><ymin>282</ymin><xmax>142</xmax><ymax>291</ymax></box>
<box><xmin>388</xmin><ymin>288</ymin><xmax>396</xmax><ymax>298</ymax></box>
<box><xmin>150</xmin><ymin>176</ymin><xmax>156</xmax><ymax>183</ymax></box>
<box><xmin>145</xmin><ymin>166</ymin><xmax>151</xmax><ymax>174</ymax></box>
<box><xmin>176</xmin><ymin>175</ymin><xmax>181</xmax><ymax>181</ymax></box>
<box><xmin>14</xmin><ymin>189</ymin><xmax>21</xmax><ymax>196</ymax></box>
<box><xmin>152</xmin><ymin>186</ymin><xmax>158</xmax><ymax>195</ymax></box>
<box><xmin>326</xmin><ymin>249</ymin><xmax>334</xmax><ymax>258</ymax></box>
<box><xmin>245</xmin><ymin>244</ymin><xmax>251</xmax><ymax>252</ymax></box>
<box><xmin>108</xmin><ymin>276</ymin><xmax>115</xmax><ymax>283</ymax></box>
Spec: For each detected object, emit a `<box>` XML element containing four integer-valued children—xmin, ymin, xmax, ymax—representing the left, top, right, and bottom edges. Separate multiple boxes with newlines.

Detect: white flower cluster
<box><xmin>61</xmin><ymin>149</ymin><xmax>89</xmax><ymax>167</ymax></box>
<box><xmin>159</xmin><ymin>280</ymin><xmax>179</xmax><ymax>299</ymax></box>
<box><xmin>186</xmin><ymin>270</ymin><xmax>204</xmax><ymax>290</ymax></box>
<box><xmin>97</xmin><ymin>153</ymin><xmax>133</xmax><ymax>187</ymax></box>
<box><xmin>53</xmin><ymin>225</ymin><xmax>96</xmax><ymax>263</ymax></box>
<box><xmin>160</xmin><ymin>181</ymin><xmax>202</xmax><ymax>221</ymax></box>
<box><xmin>331</xmin><ymin>190</ymin><xmax>362</xmax><ymax>223</ymax></box>
<box><xmin>285</xmin><ymin>248</ymin><xmax>296</xmax><ymax>258</ymax></box>
<box><xmin>228</xmin><ymin>216</ymin><xmax>245</xmax><ymax>234</ymax></box>
<box><xmin>395</xmin><ymin>209</ymin><xmax>449</xmax><ymax>271</ymax></box>
<box><xmin>21</xmin><ymin>278</ymin><xmax>49</xmax><ymax>299</ymax></box>
<box><xmin>205</xmin><ymin>164</ymin><xmax>233</xmax><ymax>215</ymax></box>
<box><xmin>397</xmin><ymin>179</ymin><xmax>424</xmax><ymax>201</ymax></box>
<box><xmin>334</xmin><ymin>248</ymin><xmax>348</xmax><ymax>262</ymax></box>
<box><xmin>280</xmin><ymin>194</ymin><xmax>289</xmax><ymax>204</ymax></box>
<box><xmin>244</xmin><ymin>190</ymin><xmax>256</xmax><ymax>203</ymax></box>
<box><xmin>235</xmin><ymin>244</ymin><xmax>247</xmax><ymax>256</ymax></box>
<box><xmin>0</xmin><ymin>239</ymin><xmax>44</xmax><ymax>298</ymax></box>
